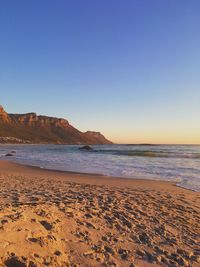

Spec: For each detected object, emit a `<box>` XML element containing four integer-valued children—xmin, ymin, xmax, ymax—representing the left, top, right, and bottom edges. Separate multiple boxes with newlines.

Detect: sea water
<box><xmin>0</xmin><ymin>144</ymin><xmax>200</xmax><ymax>192</ymax></box>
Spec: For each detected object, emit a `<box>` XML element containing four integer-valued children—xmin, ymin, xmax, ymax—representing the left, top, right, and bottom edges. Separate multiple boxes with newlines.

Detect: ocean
<box><xmin>0</xmin><ymin>144</ymin><xmax>200</xmax><ymax>192</ymax></box>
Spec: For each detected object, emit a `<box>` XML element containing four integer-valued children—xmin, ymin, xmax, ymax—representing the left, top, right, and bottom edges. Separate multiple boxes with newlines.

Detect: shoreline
<box><xmin>1</xmin><ymin>143</ymin><xmax>200</xmax><ymax>194</ymax></box>
<box><xmin>0</xmin><ymin>159</ymin><xmax>181</xmax><ymax>190</ymax></box>
<box><xmin>0</xmin><ymin>144</ymin><xmax>200</xmax><ymax>195</ymax></box>
<box><xmin>1</xmin><ymin>159</ymin><xmax>199</xmax><ymax>194</ymax></box>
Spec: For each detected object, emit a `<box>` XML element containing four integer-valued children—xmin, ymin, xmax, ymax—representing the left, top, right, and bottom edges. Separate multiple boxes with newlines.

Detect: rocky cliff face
<box><xmin>9</xmin><ymin>112</ymin><xmax>70</xmax><ymax>128</ymax></box>
<box><xmin>0</xmin><ymin>105</ymin><xmax>112</xmax><ymax>144</ymax></box>
<box><xmin>0</xmin><ymin>106</ymin><xmax>11</xmax><ymax>123</ymax></box>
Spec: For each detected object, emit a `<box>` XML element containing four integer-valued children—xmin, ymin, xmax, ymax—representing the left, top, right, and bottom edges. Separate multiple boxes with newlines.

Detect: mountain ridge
<box><xmin>0</xmin><ymin>105</ymin><xmax>112</xmax><ymax>144</ymax></box>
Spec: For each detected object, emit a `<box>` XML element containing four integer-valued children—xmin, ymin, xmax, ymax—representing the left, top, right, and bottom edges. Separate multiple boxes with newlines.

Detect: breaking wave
<box><xmin>94</xmin><ymin>149</ymin><xmax>200</xmax><ymax>159</ymax></box>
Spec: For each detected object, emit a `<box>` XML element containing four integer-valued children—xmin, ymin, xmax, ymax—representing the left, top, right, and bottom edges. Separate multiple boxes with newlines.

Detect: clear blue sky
<box><xmin>0</xmin><ymin>0</ymin><xmax>200</xmax><ymax>143</ymax></box>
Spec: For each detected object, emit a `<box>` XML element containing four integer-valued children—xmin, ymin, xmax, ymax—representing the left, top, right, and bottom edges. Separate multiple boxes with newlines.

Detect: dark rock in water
<box><xmin>11</xmin><ymin>151</ymin><xmax>16</xmax><ymax>153</ymax></box>
<box><xmin>79</xmin><ymin>145</ymin><xmax>93</xmax><ymax>151</ymax></box>
<box><xmin>5</xmin><ymin>153</ymin><xmax>14</xmax><ymax>157</ymax></box>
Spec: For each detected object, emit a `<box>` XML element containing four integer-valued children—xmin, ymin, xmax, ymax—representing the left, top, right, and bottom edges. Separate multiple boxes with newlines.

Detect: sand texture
<box><xmin>0</xmin><ymin>161</ymin><xmax>199</xmax><ymax>267</ymax></box>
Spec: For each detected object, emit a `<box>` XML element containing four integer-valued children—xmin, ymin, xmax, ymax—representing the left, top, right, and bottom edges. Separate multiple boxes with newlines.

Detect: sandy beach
<box><xmin>0</xmin><ymin>160</ymin><xmax>199</xmax><ymax>267</ymax></box>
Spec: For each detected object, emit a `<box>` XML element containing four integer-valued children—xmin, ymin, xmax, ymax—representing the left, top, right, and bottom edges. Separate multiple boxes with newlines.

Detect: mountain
<box><xmin>0</xmin><ymin>105</ymin><xmax>112</xmax><ymax>144</ymax></box>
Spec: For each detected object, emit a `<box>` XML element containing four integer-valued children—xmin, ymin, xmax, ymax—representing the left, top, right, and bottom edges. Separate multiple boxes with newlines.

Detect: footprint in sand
<box><xmin>4</xmin><ymin>257</ymin><xmax>26</xmax><ymax>267</ymax></box>
<box><xmin>40</xmin><ymin>220</ymin><xmax>53</xmax><ymax>231</ymax></box>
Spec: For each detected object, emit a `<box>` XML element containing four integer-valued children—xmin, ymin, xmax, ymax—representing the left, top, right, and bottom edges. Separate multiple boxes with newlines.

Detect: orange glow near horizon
<box><xmin>106</xmin><ymin>128</ymin><xmax>200</xmax><ymax>145</ymax></box>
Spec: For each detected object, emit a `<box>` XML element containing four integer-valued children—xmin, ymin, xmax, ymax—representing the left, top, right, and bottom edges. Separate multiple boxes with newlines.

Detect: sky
<box><xmin>0</xmin><ymin>0</ymin><xmax>200</xmax><ymax>144</ymax></box>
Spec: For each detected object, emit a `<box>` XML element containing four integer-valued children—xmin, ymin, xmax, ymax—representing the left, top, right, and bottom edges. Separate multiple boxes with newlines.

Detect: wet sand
<box><xmin>0</xmin><ymin>160</ymin><xmax>199</xmax><ymax>267</ymax></box>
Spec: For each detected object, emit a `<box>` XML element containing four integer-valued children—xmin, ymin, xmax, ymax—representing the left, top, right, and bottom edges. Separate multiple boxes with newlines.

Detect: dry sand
<box><xmin>0</xmin><ymin>160</ymin><xmax>199</xmax><ymax>267</ymax></box>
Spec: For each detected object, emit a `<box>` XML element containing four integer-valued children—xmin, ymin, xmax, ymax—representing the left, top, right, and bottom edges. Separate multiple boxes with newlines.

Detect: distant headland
<box><xmin>0</xmin><ymin>105</ymin><xmax>112</xmax><ymax>144</ymax></box>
